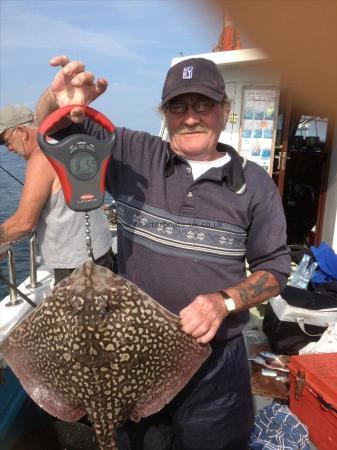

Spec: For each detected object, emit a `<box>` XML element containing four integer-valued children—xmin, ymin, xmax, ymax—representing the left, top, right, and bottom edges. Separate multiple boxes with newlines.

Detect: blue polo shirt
<box><xmin>59</xmin><ymin>122</ymin><xmax>291</xmax><ymax>341</ymax></box>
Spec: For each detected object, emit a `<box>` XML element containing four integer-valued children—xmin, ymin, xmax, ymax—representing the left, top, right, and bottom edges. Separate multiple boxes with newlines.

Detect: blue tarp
<box><xmin>310</xmin><ymin>242</ymin><xmax>337</xmax><ymax>285</ymax></box>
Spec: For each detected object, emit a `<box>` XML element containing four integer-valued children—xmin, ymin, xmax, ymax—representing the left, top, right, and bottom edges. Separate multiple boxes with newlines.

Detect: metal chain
<box><xmin>84</xmin><ymin>212</ymin><xmax>95</xmax><ymax>261</ymax></box>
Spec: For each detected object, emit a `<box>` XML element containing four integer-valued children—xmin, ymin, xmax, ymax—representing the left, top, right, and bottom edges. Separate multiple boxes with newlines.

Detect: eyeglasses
<box><xmin>2</xmin><ymin>127</ymin><xmax>17</xmax><ymax>147</ymax></box>
<box><xmin>166</xmin><ymin>100</ymin><xmax>218</xmax><ymax>114</ymax></box>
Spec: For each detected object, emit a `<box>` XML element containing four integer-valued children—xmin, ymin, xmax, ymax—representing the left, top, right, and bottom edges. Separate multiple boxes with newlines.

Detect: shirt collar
<box><xmin>165</xmin><ymin>142</ymin><xmax>247</xmax><ymax>195</ymax></box>
<box><xmin>218</xmin><ymin>143</ymin><xmax>247</xmax><ymax>195</ymax></box>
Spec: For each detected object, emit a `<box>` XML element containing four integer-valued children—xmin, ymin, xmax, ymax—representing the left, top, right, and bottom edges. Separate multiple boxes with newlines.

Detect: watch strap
<box><xmin>217</xmin><ymin>290</ymin><xmax>229</xmax><ymax>300</ymax></box>
<box><xmin>218</xmin><ymin>290</ymin><xmax>236</xmax><ymax>312</ymax></box>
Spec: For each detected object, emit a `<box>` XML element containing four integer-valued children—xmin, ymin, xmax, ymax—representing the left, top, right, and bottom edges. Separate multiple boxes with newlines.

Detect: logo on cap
<box><xmin>182</xmin><ymin>66</ymin><xmax>193</xmax><ymax>80</ymax></box>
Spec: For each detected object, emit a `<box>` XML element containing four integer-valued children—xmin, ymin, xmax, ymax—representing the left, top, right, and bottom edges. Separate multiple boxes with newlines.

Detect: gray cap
<box><xmin>0</xmin><ymin>104</ymin><xmax>34</xmax><ymax>134</ymax></box>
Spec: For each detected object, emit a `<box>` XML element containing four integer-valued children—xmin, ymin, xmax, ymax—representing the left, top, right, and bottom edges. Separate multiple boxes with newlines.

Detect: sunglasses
<box><xmin>1</xmin><ymin>127</ymin><xmax>17</xmax><ymax>147</ymax></box>
<box><xmin>166</xmin><ymin>100</ymin><xmax>219</xmax><ymax>114</ymax></box>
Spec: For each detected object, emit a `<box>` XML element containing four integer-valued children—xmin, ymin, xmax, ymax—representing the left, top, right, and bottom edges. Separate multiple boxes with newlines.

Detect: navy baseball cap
<box><xmin>161</xmin><ymin>58</ymin><xmax>226</xmax><ymax>106</ymax></box>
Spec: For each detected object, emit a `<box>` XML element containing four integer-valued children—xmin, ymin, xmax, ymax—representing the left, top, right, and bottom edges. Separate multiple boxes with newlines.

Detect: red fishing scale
<box><xmin>38</xmin><ymin>105</ymin><xmax>115</xmax><ymax>212</ymax></box>
<box><xmin>38</xmin><ymin>105</ymin><xmax>116</xmax><ymax>259</ymax></box>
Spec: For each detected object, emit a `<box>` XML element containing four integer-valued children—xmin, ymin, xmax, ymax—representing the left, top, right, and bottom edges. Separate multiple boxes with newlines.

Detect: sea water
<box><xmin>0</xmin><ymin>148</ymin><xmax>115</xmax><ymax>300</ymax></box>
<box><xmin>0</xmin><ymin>149</ymin><xmax>29</xmax><ymax>300</ymax></box>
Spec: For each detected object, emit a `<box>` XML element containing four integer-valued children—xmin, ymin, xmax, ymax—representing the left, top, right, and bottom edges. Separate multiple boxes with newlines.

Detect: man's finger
<box><xmin>197</xmin><ymin>327</ymin><xmax>217</xmax><ymax>344</ymax></box>
<box><xmin>190</xmin><ymin>323</ymin><xmax>211</xmax><ymax>339</ymax></box>
<box><xmin>180</xmin><ymin>317</ymin><xmax>202</xmax><ymax>335</ymax></box>
<box><xmin>0</xmin><ymin>243</ymin><xmax>10</xmax><ymax>260</ymax></box>
<box><xmin>69</xmin><ymin>107</ymin><xmax>86</xmax><ymax>124</ymax></box>
<box><xmin>49</xmin><ymin>55</ymin><xmax>70</xmax><ymax>67</ymax></box>
<box><xmin>179</xmin><ymin>299</ymin><xmax>201</xmax><ymax>319</ymax></box>
<box><xmin>71</xmin><ymin>72</ymin><xmax>95</xmax><ymax>87</ymax></box>
<box><xmin>62</xmin><ymin>61</ymin><xmax>86</xmax><ymax>77</ymax></box>
<box><xmin>96</xmin><ymin>78</ymin><xmax>109</xmax><ymax>95</ymax></box>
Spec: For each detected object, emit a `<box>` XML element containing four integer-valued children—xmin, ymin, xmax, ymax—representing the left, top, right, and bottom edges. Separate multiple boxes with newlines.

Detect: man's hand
<box><xmin>179</xmin><ymin>271</ymin><xmax>281</xmax><ymax>344</ymax></box>
<box><xmin>0</xmin><ymin>243</ymin><xmax>10</xmax><ymax>261</ymax></box>
<box><xmin>179</xmin><ymin>270</ymin><xmax>280</xmax><ymax>344</ymax></box>
<box><xmin>47</xmin><ymin>55</ymin><xmax>108</xmax><ymax>123</ymax></box>
<box><xmin>179</xmin><ymin>292</ymin><xmax>228</xmax><ymax>344</ymax></box>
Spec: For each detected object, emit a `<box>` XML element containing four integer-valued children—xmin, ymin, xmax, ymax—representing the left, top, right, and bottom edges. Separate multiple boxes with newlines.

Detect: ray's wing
<box><xmin>0</xmin><ymin>262</ymin><xmax>211</xmax><ymax>450</ymax></box>
<box><xmin>0</xmin><ymin>285</ymin><xmax>87</xmax><ymax>421</ymax></box>
<box><xmin>106</xmin><ymin>276</ymin><xmax>211</xmax><ymax>421</ymax></box>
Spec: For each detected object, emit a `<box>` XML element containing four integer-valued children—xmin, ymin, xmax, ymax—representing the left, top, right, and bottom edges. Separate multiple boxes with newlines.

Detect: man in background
<box><xmin>0</xmin><ymin>104</ymin><xmax>113</xmax><ymax>283</ymax></box>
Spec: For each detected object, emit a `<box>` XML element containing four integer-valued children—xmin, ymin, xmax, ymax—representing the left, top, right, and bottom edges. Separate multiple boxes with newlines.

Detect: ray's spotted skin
<box><xmin>0</xmin><ymin>262</ymin><xmax>211</xmax><ymax>450</ymax></box>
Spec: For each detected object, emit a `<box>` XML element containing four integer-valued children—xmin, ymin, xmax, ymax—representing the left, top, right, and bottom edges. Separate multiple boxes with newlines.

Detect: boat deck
<box><xmin>0</xmin><ymin>266</ymin><xmax>54</xmax><ymax>344</ymax></box>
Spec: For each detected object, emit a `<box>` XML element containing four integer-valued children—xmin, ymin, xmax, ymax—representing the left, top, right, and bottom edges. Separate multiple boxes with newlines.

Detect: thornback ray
<box><xmin>0</xmin><ymin>261</ymin><xmax>211</xmax><ymax>450</ymax></box>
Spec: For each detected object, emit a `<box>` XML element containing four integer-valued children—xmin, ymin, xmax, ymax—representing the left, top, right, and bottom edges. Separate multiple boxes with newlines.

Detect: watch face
<box><xmin>225</xmin><ymin>298</ymin><xmax>236</xmax><ymax>312</ymax></box>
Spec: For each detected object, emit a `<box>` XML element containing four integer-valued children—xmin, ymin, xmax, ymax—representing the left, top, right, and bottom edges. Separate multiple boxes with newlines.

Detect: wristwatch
<box><xmin>218</xmin><ymin>290</ymin><xmax>236</xmax><ymax>313</ymax></box>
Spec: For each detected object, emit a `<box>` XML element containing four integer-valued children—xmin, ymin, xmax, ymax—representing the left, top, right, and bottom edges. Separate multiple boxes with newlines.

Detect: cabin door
<box><xmin>272</xmin><ymin>93</ymin><xmax>331</xmax><ymax>247</ymax></box>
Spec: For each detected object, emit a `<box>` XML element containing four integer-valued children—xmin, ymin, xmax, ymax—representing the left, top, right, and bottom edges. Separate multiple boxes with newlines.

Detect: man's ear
<box><xmin>16</xmin><ymin>125</ymin><xmax>30</xmax><ymax>141</ymax></box>
<box><xmin>224</xmin><ymin>103</ymin><xmax>231</xmax><ymax>116</ymax></box>
<box><xmin>222</xmin><ymin>107</ymin><xmax>231</xmax><ymax>130</ymax></box>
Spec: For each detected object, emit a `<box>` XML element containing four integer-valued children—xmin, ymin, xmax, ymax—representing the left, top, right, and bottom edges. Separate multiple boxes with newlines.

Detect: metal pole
<box><xmin>28</xmin><ymin>233</ymin><xmax>39</xmax><ymax>288</ymax></box>
<box><xmin>0</xmin><ymin>269</ymin><xmax>37</xmax><ymax>308</ymax></box>
<box><xmin>6</xmin><ymin>247</ymin><xmax>22</xmax><ymax>306</ymax></box>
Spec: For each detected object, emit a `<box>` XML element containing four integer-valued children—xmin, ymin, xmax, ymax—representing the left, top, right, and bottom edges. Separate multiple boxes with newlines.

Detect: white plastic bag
<box><xmin>299</xmin><ymin>322</ymin><xmax>337</xmax><ymax>354</ymax></box>
<box><xmin>269</xmin><ymin>295</ymin><xmax>337</xmax><ymax>332</ymax></box>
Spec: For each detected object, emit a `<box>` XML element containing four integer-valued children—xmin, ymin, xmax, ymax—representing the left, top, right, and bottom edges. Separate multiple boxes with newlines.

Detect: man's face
<box><xmin>164</xmin><ymin>93</ymin><xmax>229</xmax><ymax>161</ymax></box>
<box><xmin>1</xmin><ymin>127</ymin><xmax>30</xmax><ymax>160</ymax></box>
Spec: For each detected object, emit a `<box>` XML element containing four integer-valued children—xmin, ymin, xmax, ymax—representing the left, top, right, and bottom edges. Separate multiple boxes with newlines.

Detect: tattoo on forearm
<box><xmin>237</xmin><ymin>272</ymin><xmax>279</xmax><ymax>307</ymax></box>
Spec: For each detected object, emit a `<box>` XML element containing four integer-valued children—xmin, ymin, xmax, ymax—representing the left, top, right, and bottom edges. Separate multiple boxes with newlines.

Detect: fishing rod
<box><xmin>0</xmin><ymin>268</ymin><xmax>37</xmax><ymax>308</ymax></box>
<box><xmin>0</xmin><ymin>164</ymin><xmax>24</xmax><ymax>186</ymax></box>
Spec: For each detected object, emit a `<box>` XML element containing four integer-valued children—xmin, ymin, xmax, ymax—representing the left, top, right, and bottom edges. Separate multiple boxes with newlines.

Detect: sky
<box><xmin>0</xmin><ymin>0</ymin><xmax>222</xmax><ymax>134</ymax></box>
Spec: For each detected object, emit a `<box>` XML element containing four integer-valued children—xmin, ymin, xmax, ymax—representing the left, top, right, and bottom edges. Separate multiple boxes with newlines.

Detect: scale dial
<box><xmin>69</xmin><ymin>151</ymin><xmax>98</xmax><ymax>180</ymax></box>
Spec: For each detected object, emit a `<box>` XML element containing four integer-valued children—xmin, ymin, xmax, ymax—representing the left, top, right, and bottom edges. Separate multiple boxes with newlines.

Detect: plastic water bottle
<box><xmin>288</xmin><ymin>254</ymin><xmax>318</xmax><ymax>289</ymax></box>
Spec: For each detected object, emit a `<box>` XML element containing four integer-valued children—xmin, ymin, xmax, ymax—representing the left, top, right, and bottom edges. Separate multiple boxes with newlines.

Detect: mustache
<box><xmin>177</xmin><ymin>125</ymin><xmax>208</xmax><ymax>134</ymax></box>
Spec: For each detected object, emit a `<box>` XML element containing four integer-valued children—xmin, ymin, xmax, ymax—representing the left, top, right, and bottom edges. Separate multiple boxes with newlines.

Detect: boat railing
<box><xmin>27</xmin><ymin>233</ymin><xmax>39</xmax><ymax>289</ymax></box>
<box><xmin>104</xmin><ymin>200</ymin><xmax>118</xmax><ymax>230</ymax></box>
<box><xmin>0</xmin><ymin>232</ymin><xmax>39</xmax><ymax>306</ymax></box>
